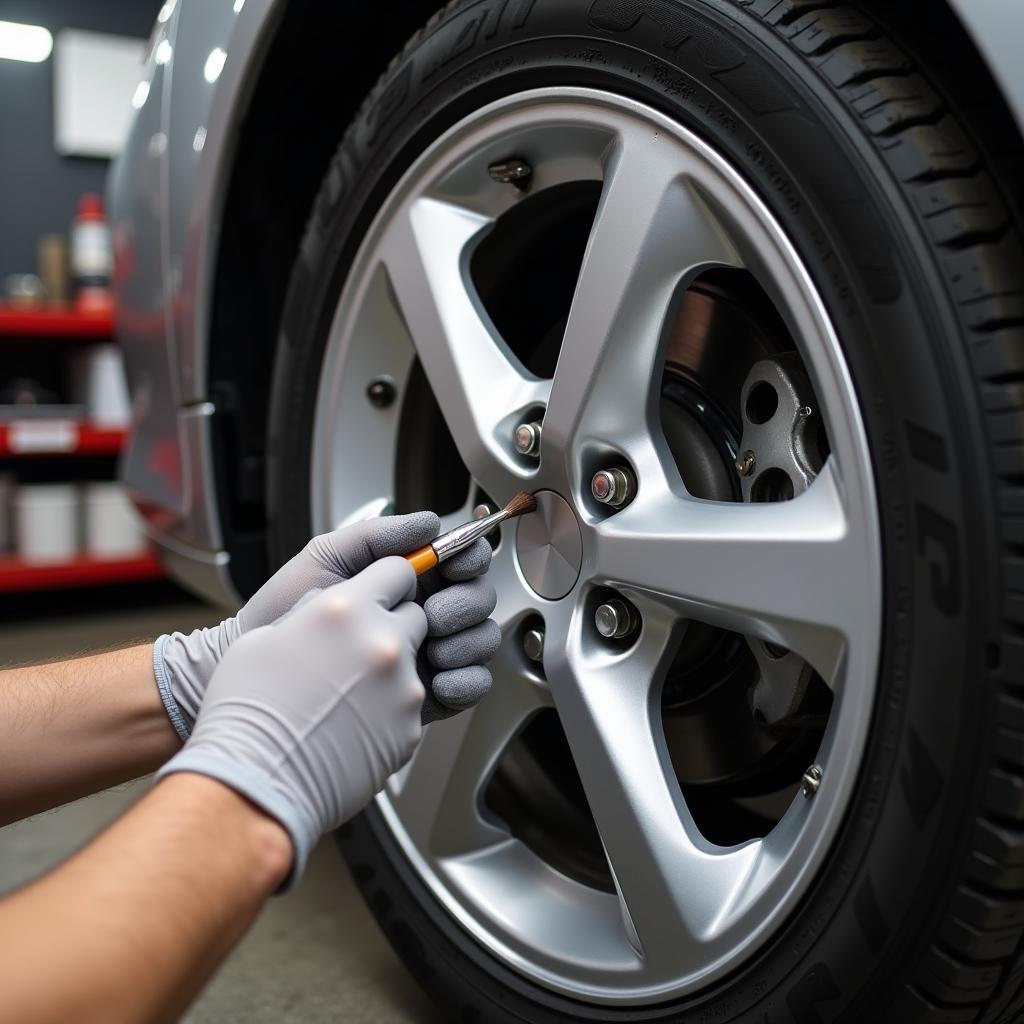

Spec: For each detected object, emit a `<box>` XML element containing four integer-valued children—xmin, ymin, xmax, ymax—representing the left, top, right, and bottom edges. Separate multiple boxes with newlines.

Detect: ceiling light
<box><xmin>203</xmin><ymin>47</ymin><xmax>226</xmax><ymax>83</ymax></box>
<box><xmin>132</xmin><ymin>80</ymin><xmax>150</xmax><ymax>110</ymax></box>
<box><xmin>0</xmin><ymin>20</ymin><xmax>53</xmax><ymax>63</ymax></box>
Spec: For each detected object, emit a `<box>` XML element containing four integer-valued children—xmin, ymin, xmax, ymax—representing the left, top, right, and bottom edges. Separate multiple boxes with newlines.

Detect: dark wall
<box><xmin>0</xmin><ymin>0</ymin><xmax>162</xmax><ymax>282</ymax></box>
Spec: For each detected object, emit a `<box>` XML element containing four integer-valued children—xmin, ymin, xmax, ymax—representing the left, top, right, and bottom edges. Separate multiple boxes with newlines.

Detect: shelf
<box><xmin>0</xmin><ymin>552</ymin><xmax>163</xmax><ymax>593</ymax></box>
<box><xmin>0</xmin><ymin>421</ymin><xmax>127</xmax><ymax>457</ymax></box>
<box><xmin>0</xmin><ymin>304</ymin><xmax>114</xmax><ymax>339</ymax></box>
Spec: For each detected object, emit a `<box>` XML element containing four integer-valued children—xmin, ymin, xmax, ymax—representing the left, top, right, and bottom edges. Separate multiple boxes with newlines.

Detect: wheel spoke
<box><xmin>592</xmin><ymin>460</ymin><xmax>859</xmax><ymax>683</ymax></box>
<box><xmin>542</xmin><ymin>125</ymin><xmax>742</xmax><ymax>490</ymax></box>
<box><xmin>391</xmin><ymin>543</ymin><xmax>548</xmax><ymax>858</ymax></box>
<box><xmin>390</xmin><ymin>647</ymin><xmax>546</xmax><ymax>858</ymax></box>
<box><xmin>379</xmin><ymin>196</ymin><xmax>547</xmax><ymax>498</ymax></box>
<box><xmin>546</xmin><ymin>604</ymin><xmax>758</xmax><ymax>968</ymax></box>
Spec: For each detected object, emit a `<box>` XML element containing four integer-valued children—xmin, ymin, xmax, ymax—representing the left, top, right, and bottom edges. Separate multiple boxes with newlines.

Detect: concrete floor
<box><xmin>0</xmin><ymin>594</ymin><xmax>444</xmax><ymax>1023</ymax></box>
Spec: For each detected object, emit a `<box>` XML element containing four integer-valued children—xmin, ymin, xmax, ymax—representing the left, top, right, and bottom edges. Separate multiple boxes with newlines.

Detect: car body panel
<box><xmin>113</xmin><ymin>0</ymin><xmax>282</xmax><ymax>605</ymax></box>
<box><xmin>110</xmin><ymin>0</ymin><xmax>1024</xmax><ymax>604</ymax></box>
<box><xmin>108</xmin><ymin>1</ymin><xmax>182</xmax><ymax>515</ymax></box>
<box><xmin>947</xmin><ymin>0</ymin><xmax>1024</xmax><ymax>138</ymax></box>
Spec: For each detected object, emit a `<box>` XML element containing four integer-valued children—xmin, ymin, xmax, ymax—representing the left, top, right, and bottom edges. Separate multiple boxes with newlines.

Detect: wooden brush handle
<box><xmin>405</xmin><ymin>545</ymin><xmax>439</xmax><ymax>575</ymax></box>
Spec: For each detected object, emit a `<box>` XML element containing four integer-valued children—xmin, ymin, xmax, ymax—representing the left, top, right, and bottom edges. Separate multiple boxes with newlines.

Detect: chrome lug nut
<box><xmin>522</xmin><ymin>629</ymin><xmax>545</xmax><ymax>663</ymax></box>
<box><xmin>473</xmin><ymin>503</ymin><xmax>496</xmax><ymax>520</ymax></box>
<box><xmin>591</xmin><ymin>467</ymin><xmax>635</xmax><ymax>508</ymax></box>
<box><xmin>801</xmin><ymin>764</ymin><xmax>823</xmax><ymax>799</ymax></box>
<box><xmin>735</xmin><ymin>450</ymin><xmax>756</xmax><ymax>477</ymax></box>
<box><xmin>513</xmin><ymin>421</ymin><xmax>542</xmax><ymax>456</ymax></box>
<box><xmin>594</xmin><ymin>600</ymin><xmax>637</xmax><ymax>641</ymax></box>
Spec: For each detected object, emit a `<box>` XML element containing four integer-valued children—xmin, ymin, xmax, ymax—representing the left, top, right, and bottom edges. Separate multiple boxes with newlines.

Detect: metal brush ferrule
<box><xmin>432</xmin><ymin>509</ymin><xmax>507</xmax><ymax>562</ymax></box>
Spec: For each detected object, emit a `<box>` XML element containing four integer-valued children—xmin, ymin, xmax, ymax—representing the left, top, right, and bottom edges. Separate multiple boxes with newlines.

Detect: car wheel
<box><xmin>267</xmin><ymin>1</ymin><xmax>1024</xmax><ymax>1020</ymax></box>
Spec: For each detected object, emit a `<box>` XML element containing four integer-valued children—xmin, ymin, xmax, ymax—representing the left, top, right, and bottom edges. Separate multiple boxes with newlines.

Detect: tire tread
<box><xmin>738</xmin><ymin>2</ymin><xmax>1024</xmax><ymax>1020</ymax></box>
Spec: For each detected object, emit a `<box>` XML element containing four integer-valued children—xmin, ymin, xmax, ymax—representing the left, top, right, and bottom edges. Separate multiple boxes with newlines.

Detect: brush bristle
<box><xmin>503</xmin><ymin>491</ymin><xmax>538</xmax><ymax>519</ymax></box>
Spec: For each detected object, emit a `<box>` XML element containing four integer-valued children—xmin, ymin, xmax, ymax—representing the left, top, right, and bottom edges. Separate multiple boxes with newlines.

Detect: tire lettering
<box><xmin>915</xmin><ymin>503</ymin><xmax>961</xmax><ymax>615</ymax></box>
<box><xmin>509</xmin><ymin>0</ymin><xmax>536</xmax><ymax>29</ymax></box>
<box><xmin>786</xmin><ymin>963</ymin><xmax>840</xmax><ymax>1023</ymax></box>
<box><xmin>427</xmin><ymin>0</ymin><xmax>536</xmax><ymax>79</ymax></box>
<box><xmin>589</xmin><ymin>0</ymin><xmax>694</xmax><ymax>50</ymax></box>
<box><xmin>905</xmin><ymin>421</ymin><xmax>949</xmax><ymax>473</ymax></box>
<box><xmin>899</xmin><ymin>727</ymin><xmax>943</xmax><ymax>830</ymax></box>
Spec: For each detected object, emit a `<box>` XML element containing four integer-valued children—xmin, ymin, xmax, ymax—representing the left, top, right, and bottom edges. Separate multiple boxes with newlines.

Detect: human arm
<box><xmin>0</xmin><ymin>644</ymin><xmax>180</xmax><ymax>827</ymax></box>
<box><xmin>0</xmin><ymin>773</ymin><xmax>291</xmax><ymax>1024</ymax></box>
<box><xmin>0</xmin><ymin>558</ymin><xmax>427</xmax><ymax>1022</ymax></box>
<box><xmin>0</xmin><ymin>512</ymin><xmax>497</xmax><ymax>827</ymax></box>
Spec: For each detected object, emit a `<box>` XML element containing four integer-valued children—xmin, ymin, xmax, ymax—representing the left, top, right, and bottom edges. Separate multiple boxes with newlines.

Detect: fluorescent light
<box><xmin>131</xmin><ymin>79</ymin><xmax>150</xmax><ymax>110</ymax></box>
<box><xmin>0</xmin><ymin>20</ymin><xmax>53</xmax><ymax>63</ymax></box>
<box><xmin>203</xmin><ymin>47</ymin><xmax>226</xmax><ymax>83</ymax></box>
<box><xmin>154</xmin><ymin>38</ymin><xmax>172</xmax><ymax>65</ymax></box>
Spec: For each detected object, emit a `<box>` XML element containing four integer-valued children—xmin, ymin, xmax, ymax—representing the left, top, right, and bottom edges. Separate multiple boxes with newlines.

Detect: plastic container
<box><xmin>69</xmin><ymin>344</ymin><xmax>131</xmax><ymax>427</ymax></box>
<box><xmin>38</xmin><ymin>235</ymin><xmax>70</xmax><ymax>306</ymax></box>
<box><xmin>70</xmin><ymin>194</ymin><xmax>112</xmax><ymax>309</ymax></box>
<box><xmin>83</xmin><ymin>483</ymin><xmax>145</xmax><ymax>559</ymax></box>
<box><xmin>15</xmin><ymin>484</ymin><xmax>79</xmax><ymax>564</ymax></box>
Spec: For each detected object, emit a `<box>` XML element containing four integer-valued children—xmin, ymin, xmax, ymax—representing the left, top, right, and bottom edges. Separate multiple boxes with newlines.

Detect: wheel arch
<box><xmin>204</xmin><ymin>0</ymin><xmax>445</xmax><ymax>595</ymax></box>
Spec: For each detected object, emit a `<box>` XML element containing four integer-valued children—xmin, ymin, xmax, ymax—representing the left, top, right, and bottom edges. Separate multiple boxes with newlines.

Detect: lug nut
<box><xmin>523</xmin><ymin>629</ymin><xmax>545</xmax><ymax>663</ymax></box>
<box><xmin>591</xmin><ymin>467</ymin><xmax>635</xmax><ymax>508</ymax></box>
<box><xmin>514</xmin><ymin>421</ymin><xmax>542</xmax><ymax>456</ymax></box>
<box><xmin>594</xmin><ymin>600</ymin><xmax>637</xmax><ymax>640</ymax></box>
<box><xmin>801</xmin><ymin>764</ymin><xmax>823</xmax><ymax>799</ymax></box>
<box><xmin>735</xmin><ymin>450</ymin><xmax>756</xmax><ymax>477</ymax></box>
<box><xmin>473</xmin><ymin>503</ymin><xmax>496</xmax><ymax>520</ymax></box>
<box><xmin>366</xmin><ymin>377</ymin><xmax>396</xmax><ymax>409</ymax></box>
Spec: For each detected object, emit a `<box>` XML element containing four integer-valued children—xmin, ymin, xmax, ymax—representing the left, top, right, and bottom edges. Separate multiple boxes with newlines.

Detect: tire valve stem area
<box><xmin>801</xmin><ymin>764</ymin><xmax>824</xmax><ymax>799</ymax></box>
<box><xmin>488</xmin><ymin>157</ymin><xmax>533</xmax><ymax>192</ymax></box>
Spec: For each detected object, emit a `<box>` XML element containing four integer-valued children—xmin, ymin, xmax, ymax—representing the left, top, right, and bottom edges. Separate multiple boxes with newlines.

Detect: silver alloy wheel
<box><xmin>311</xmin><ymin>89</ymin><xmax>882</xmax><ymax>1005</ymax></box>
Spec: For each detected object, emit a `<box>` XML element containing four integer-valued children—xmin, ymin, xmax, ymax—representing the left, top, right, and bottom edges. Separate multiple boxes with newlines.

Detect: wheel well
<box><xmin>205</xmin><ymin>0</ymin><xmax>1023</xmax><ymax>598</ymax></box>
<box><xmin>207</xmin><ymin>0</ymin><xmax>443</xmax><ymax>596</ymax></box>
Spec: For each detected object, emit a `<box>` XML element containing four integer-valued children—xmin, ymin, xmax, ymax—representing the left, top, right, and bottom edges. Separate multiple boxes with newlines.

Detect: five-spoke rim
<box><xmin>311</xmin><ymin>89</ymin><xmax>882</xmax><ymax>1005</ymax></box>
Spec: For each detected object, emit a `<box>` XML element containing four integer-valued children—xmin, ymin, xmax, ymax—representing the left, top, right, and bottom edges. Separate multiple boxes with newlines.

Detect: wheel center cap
<box><xmin>515</xmin><ymin>490</ymin><xmax>582</xmax><ymax>600</ymax></box>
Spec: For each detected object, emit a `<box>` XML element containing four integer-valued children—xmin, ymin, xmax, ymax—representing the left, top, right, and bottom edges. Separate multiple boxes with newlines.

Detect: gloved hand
<box><xmin>153</xmin><ymin>512</ymin><xmax>498</xmax><ymax>740</ymax></box>
<box><xmin>154</xmin><ymin>558</ymin><xmax>427</xmax><ymax>884</ymax></box>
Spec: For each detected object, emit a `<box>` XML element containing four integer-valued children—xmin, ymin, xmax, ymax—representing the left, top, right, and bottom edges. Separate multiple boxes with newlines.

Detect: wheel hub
<box><xmin>515</xmin><ymin>490</ymin><xmax>582</xmax><ymax>600</ymax></box>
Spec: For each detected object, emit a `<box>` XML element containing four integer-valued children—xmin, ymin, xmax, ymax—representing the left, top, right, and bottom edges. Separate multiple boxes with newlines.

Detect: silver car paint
<box><xmin>113</xmin><ymin>0</ymin><xmax>282</xmax><ymax>605</ymax></box>
<box><xmin>111</xmin><ymin>0</ymin><xmax>1024</xmax><ymax>605</ymax></box>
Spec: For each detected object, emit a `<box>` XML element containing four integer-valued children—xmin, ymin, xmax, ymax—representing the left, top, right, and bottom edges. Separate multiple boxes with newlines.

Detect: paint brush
<box><xmin>405</xmin><ymin>491</ymin><xmax>538</xmax><ymax>575</ymax></box>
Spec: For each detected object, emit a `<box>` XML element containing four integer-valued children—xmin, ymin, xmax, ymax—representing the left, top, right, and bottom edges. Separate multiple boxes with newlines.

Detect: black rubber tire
<box><xmin>266</xmin><ymin>1</ymin><xmax>1024</xmax><ymax>1020</ymax></box>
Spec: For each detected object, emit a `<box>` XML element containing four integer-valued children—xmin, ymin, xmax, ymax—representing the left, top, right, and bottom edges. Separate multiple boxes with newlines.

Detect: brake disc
<box><xmin>738</xmin><ymin>353</ymin><xmax>824</xmax><ymax>726</ymax></box>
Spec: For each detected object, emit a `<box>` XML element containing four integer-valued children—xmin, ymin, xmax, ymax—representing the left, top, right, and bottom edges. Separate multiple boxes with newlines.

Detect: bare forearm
<box><xmin>0</xmin><ymin>773</ymin><xmax>291</xmax><ymax>1023</ymax></box>
<box><xmin>0</xmin><ymin>645</ymin><xmax>180</xmax><ymax>824</ymax></box>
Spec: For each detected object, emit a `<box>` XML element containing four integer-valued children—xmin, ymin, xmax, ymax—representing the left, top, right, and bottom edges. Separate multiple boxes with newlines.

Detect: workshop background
<box><xmin>0</xmin><ymin>3</ymin><xmax>438</xmax><ymax>1020</ymax></box>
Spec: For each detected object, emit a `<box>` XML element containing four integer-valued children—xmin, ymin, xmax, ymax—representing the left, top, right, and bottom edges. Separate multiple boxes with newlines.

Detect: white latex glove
<box><xmin>154</xmin><ymin>557</ymin><xmax>427</xmax><ymax>884</ymax></box>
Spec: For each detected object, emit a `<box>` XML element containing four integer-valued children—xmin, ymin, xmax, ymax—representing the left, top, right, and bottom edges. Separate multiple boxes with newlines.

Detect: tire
<box><xmin>266</xmin><ymin>1</ymin><xmax>1024</xmax><ymax>1020</ymax></box>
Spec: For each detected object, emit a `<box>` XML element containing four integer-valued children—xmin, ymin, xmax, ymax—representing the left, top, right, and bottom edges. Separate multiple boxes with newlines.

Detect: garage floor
<box><xmin>0</xmin><ymin>595</ymin><xmax>444</xmax><ymax>1024</ymax></box>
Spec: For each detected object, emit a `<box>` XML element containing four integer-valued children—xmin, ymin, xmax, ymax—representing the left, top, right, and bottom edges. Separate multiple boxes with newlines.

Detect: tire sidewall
<box><xmin>268</xmin><ymin>2</ymin><xmax>993</xmax><ymax>1020</ymax></box>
